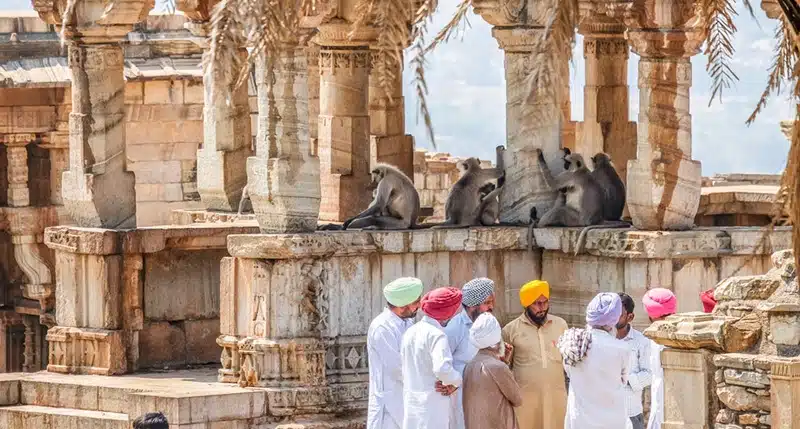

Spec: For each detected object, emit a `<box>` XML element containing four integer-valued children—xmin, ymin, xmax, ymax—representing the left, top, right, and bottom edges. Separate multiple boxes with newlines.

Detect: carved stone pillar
<box><xmin>177</xmin><ymin>0</ymin><xmax>252</xmax><ymax>212</ymax></box>
<box><xmin>64</xmin><ymin>42</ymin><xmax>137</xmax><ymax>228</ymax></box>
<box><xmin>248</xmin><ymin>36</ymin><xmax>321</xmax><ymax>233</ymax></box>
<box><xmin>369</xmin><ymin>49</ymin><xmax>414</xmax><ymax>178</ymax></box>
<box><xmin>771</xmin><ymin>359</ymin><xmax>800</xmax><ymax>429</ymax></box>
<box><xmin>4</xmin><ymin>134</ymin><xmax>31</xmax><ymax>207</ymax></box>
<box><xmin>22</xmin><ymin>315</ymin><xmax>34</xmax><ymax>372</ymax></box>
<box><xmin>316</xmin><ymin>45</ymin><xmax>373</xmax><ymax>221</ymax></box>
<box><xmin>577</xmin><ymin>15</ymin><xmax>637</xmax><ymax>194</ymax></box>
<box><xmin>621</xmin><ymin>6</ymin><xmax>704</xmax><ymax>230</ymax></box>
<box><xmin>307</xmin><ymin>43</ymin><xmax>321</xmax><ymax>154</ymax></box>
<box><xmin>491</xmin><ymin>27</ymin><xmax>570</xmax><ymax>222</ymax></box>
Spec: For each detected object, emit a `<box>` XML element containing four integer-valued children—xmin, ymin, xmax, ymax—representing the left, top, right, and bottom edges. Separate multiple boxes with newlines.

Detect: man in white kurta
<box><xmin>641</xmin><ymin>288</ymin><xmax>678</xmax><ymax>429</ymax></box>
<box><xmin>557</xmin><ymin>292</ymin><xmax>631</xmax><ymax>429</ymax></box>
<box><xmin>401</xmin><ymin>286</ymin><xmax>464</xmax><ymax>429</ymax></box>
<box><xmin>444</xmin><ymin>278</ymin><xmax>497</xmax><ymax>429</ymax></box>
<box><xmin>367</xmin><ymin>277</ymin><xmax>424</xmax><ymax>429</ymax></box>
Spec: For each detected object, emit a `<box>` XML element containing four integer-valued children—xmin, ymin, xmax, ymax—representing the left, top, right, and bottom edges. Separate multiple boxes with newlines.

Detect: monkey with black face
<box><xmin>340</xmin><ymin>163</ymin><xmax>421</xmax><ymax>230</ymax></box>
<box><xmin>431</xmin><ymin>146</ymin><xmax>506</xmax><ymax>228</ymax></box>
<box><xmin>478</xmin><ymin>182</ymin><xmax>500</xmax><ymax>226</ymax></box>
<box><xmin>590</xmin><ymin>152</ymin><xmax>626</xmax><ymax>221</ymax></box>
<box><xmin>533</xmin><ymin>149</ymin><xmax>605</xmax><ymax>227</ymax></box>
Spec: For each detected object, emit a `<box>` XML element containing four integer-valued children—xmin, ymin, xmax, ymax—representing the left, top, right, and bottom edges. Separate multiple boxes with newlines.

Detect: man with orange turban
<box><xmin>401</xmin><ymin>286</ymin><xmax>463</xmax><ymax>429</ymax></box>
<box><xmin>502</xmin><ymin>280</ymin><xmax>568</xmax><ymax>429</ymax></box>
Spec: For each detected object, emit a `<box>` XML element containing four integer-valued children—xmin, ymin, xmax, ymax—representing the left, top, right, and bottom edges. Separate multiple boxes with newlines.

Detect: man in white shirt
<box><xmin>444</xmin><ymin>277</ymin><xmax>497</xmax><ymax>429</ymax></box>
<box><xmin>616</xmin><ymin>293</ymin><xmax>652</xmax><ymax>429</ymax></box>
<box><xmin>401</xmin><ymin>286</ymin><xmax>463</xmax><ymax>429</ymax></box>
<box><xmin>557</xmin><ymin>292</ymin><xmax>631</xmax><ymax>429</ymax></box>
<box><xmin>367</xmin><ymin>277</ymin><xmax>424</xmax><ymax>429</ymax></box>
<box><xmin>641</xmin><ymin>288</ymin><xmax>678</xmax><ymax>429</ymax></box>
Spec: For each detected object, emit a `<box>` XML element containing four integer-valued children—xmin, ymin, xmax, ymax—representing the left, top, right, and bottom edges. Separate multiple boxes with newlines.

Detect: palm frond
<box><xmin>746</xmin><ymin>15</ymin><xmax>797</xmax><ymax>124</ymax></box>
<box><xmin>424</xmin><ymin>0</ymin><xmax>472</xmax><ymax>54</ymax></box>
<box><xmin>697</xmin><ymin>0</ymin><xmax>740</xmax><ymax>106</ymax></box>
<box><xmin>409</xmin><ymin>0</ymin><xmax>438</xmax><ymax>148</ymax></box>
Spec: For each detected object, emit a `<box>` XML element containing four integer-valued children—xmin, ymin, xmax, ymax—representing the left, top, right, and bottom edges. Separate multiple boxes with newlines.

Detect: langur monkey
<box><xmin>341</xmin><ymin>163</ymin><xmax>421</xmax><ymax>230</ymax></box>
<box><xmin>432</xmin><ymin>146</ymin><xmax>506</xmax><ymax>228</ymax></box>
<box><xmin>478</xmin><ymin>182</ymin><xmax>500</xmax><ymax>226</ymax></box>
<box><xmin>589</xmin><ymin>152</ymin><xmax>626</xmax><ymax>221</ymax></box>
<box><xmin>530</xmin><ymin>149</ymin><xmax>630</xmax><ymax>255</ymax></box>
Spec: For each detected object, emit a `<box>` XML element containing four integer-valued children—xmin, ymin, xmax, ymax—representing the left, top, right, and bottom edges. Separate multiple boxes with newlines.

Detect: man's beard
<box><xmin>615</xmin><ymin>321</ymin><xmax>628</xmax><ymax>330</ymax></box>
<box><xmin>526</xmin><ymin>308</ymin><xmax>548</xmax><ymax>325</ymax></box>
<box><xmin>467</xmin><ymin>306</ymin><xmax>492</xmax><ymax>321</ymax></box>
<box><xmin>401</xmin><ymin>309</ymin><xmax>418</xmax><ymax>319</ymax></box>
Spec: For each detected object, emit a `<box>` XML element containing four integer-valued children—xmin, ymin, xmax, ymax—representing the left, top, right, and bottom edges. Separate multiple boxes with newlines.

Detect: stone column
<box><xmin>5</xmin><ymin>134</ymin><xmax>30</xmax><ymax>207</ymax></box>
<box><xmin>626</xmin><ymin>28</ymin><xmax>704</xmax><ymax>230</ymax></box>
<box><xmin>248</xmin><ymin>36</ymin><xmax>321</xmax><ymax>233</ymax></box>
<box><xmin>577</xmin><ymin>16</ymin><xmax>637</xmax><ymax>190</ymax></box>
<box><xmin>62</xmin><ymin>40</ymin><xmax>137</xmax><ymax>228</ymax></box>
<box><xmin>307</xmin><ymin>43</ymin><xmax>321</xmax><ymax>155</ymax></box>
<box><xmin>492</xmin><ymin>27</ymin><xmax>569</xmax><ymax>222</ymax></box>
<box><xmin>177</xmin><ymin>0</ymin><xmax>252</xmax><ymax>212</ymax></box>
<box><xmin>317</xmin><ymin>45</ymin><xmax>373</xmax><ymax>221</ymax></box>
<box><xmin>369</xmin><ymin>49</ymin><xmax>414</xmax><ymax>178</ymax></box>
<box><xmin>771</xmin><ymin>359</ymin><xmax>800</xmax><ymax>429</ymax></box>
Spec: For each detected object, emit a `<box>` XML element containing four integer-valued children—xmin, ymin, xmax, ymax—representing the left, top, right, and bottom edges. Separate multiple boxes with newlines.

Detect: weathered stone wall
<box><xmin>125</xmin><ymin>80</ymin><xmax>207</xmax><ymax>226</ymax></box>
<box><xmin>714</xmin><ymin>354</ymin><xmax>772</xmax><ymax>428</ymax></box>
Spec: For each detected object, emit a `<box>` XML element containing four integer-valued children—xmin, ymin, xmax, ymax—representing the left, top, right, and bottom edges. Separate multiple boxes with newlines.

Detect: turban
<box><xmin>700</xmin><ymin>289</ymin><xmax>717</xmax><ymax>313</ymax></box>
<box><xmin>520</xmin><ymin>280</ymin><xmax>550</xmax><ymax>308</ymax></box>
<box><xmin>642</xmin><ymin>288</ymin><xmax>678</xmax><ymax>319</ymax></box>
<box><xmin>462</xmin><ymin>278</ymin><xmax>495</xmax><ymax>307</ymax></box>
<box><xmin>421</xmin><ymin>287</ymin><xmax>462</xmax><ymax>321</ymax></box>
<box><xmin>470</xmin><ymin>313</ymin><xmax>503</xmax><ymax>350</ymax></box>
<box><xmin>586</xmin><ymin>292</ymin><xmax>622</xmax><ymax>327</ymax></box>
<box><xmin>383</xmin><ymin>277</ymin><xmax>424</xmax><ymax>307</ymax></box>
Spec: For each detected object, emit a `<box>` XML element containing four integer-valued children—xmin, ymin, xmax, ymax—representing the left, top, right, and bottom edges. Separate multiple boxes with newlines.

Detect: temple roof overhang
<box><xmin>0</xmin><ymin>56</ymin><xmax>202</xmax><ymax>88</ymax></box>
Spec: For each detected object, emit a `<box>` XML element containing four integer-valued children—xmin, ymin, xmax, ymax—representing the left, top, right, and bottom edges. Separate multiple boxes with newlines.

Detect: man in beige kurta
<box><xmin>502</xmin><ymin>280</ymin><xmax>568</xmax><ymax>429</ymax></box>
<box><xmin>463</xmin><ymin>313</ymin><xmax>522</xmax><ymax>429</ymax></box>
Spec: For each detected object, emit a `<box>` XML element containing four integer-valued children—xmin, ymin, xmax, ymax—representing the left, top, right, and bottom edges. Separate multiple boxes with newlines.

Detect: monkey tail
<box><xmin>573</xmin><ymin>221</ymin><xmax>632</xmax><ymax>256</ymax></box>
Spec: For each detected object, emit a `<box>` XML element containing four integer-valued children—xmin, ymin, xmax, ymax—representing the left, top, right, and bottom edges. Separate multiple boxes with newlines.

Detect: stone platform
<box><xmin>0</xmin><ymin>369</ymin><xmax>363</xmax><ymax>428</ymax></box>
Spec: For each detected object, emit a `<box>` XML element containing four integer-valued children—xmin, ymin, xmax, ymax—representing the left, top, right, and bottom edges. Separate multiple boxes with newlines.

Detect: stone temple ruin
<box><xmin>0</xmin><ymin>0</ymin><xmax>795</xmax><ymax>427</ymax></box>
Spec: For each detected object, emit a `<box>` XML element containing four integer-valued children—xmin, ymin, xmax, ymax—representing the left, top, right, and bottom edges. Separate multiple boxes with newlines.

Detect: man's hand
<box><xmin>500</xmin><ymin>343</ymin><xmax>514</xmax><ymax>364</ymax></box>
<box><xmin>435</xmin><ymin>380</ymin><xmax>459</xmax><ymax>396</ymax></box>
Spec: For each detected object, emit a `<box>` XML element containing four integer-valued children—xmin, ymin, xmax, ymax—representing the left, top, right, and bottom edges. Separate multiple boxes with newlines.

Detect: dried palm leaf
<box><xmin>746</xmin><ymin>15</ymin><xmax>797</xmax><ymax>124</ymax></box>
<box><xmin>697</xmin><ymin>0</ymin><xmax>740</xmax><ymax>106</ymax></box>
<box><xmin>424</xmin><ymin>0</ymin><xmax>472</xmax><ymax>54</ymax></box>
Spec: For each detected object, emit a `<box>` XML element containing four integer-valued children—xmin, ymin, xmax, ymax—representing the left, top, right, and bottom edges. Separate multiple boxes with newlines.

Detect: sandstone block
<box><xmin>138</xmin><ymin>321</ymin><xmax>187</xmax><ymax>368</ymax></box>
<box><xmin>738</xmin><ymin>414</ymin><xmax>759</xmax><ymax>425</ymax></box>
<box><xmin>144</xmin><ymin>80</ymin><xmax>184</xmax><ymax>104</ymax></box>
<box><xmin>125</xmin><ymin>82</ymin><xmax>144</xmax><ymax>104</ymax></box>
<box><xmin>127</xmin><ymin>142</ymin><xmax>201</xmax><ymax>162</ymax></box>
<box><xmin>715</xmin><ymin>275</ymin><xmax>781</xmax><ymax>301</ymax></box>
<box><xmin>723</xmin><ymin>369</ymin><xmax>770</xmax><ymax>389</ymax></box>
<box><xmin>129</xmin><ymin>160</ymin><xmax>183</xmax><ymax>184</ymax></box>
<box><xmin>185</xmin><ymin>319</ymin><xmax>221</xmax><ymax>365</ymax></box>
<box><xmin>143</xmin><ymin>249</ymin><xmax>224</xmax><ymax>320</ymax></box>
<box><xmin>716</xmin><ymin>409</ymin><xmax>736</xmax><ymax>424</ymax></box>
<box><xmin>770</xmin><ymin>314</ymin><xmax>800</xmax><ymax>345</ymax></box>
<box><xmin>184</xmin><ymin>80</ymin><xmax>204</xmax><ymax>104</ymax></box>
<box><xmin>717</xmin><ymin>385</ymin><xmax>770</xmax><ymax>412</ymax></box>
<box><xmin>0</xmin><ymin>379</ymin><xmax>19</xmax><ymax>405</ymax></box>
<box><xmin>126</xmin><ymin>121</ymin><xmax>204</xmax><ymax>145</ymax></box>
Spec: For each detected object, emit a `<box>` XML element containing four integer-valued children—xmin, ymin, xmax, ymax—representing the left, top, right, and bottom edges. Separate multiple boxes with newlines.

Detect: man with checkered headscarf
<box><xmin>444</xmin><ymin>277</ymin><xmax>509</xmax><ymax>429</ymax></box>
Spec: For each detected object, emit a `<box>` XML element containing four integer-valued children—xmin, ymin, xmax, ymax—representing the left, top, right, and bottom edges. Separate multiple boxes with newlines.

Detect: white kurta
<box><xmin>443</xmin><ymin>310</ymin><xmax>477</xmax><ymax>429</ymax></box>
<box><xmin>367</xmin><ymin>309</ymin><xmax>414</xmax><ymax>429</ymax></box>
<box><xmin>401</xmin><ymin>315</ymin><xmax>463</xmax><ymax>429</ymax></box>
<box><xmin>564</xmin><ymin>329</ymin><xmax>631</xmax><ymax>429</ymax></box>
<box><xmin>647</xmin><ymin>340</ymin><xmax>665</xmax><ymax>429</ymax></box>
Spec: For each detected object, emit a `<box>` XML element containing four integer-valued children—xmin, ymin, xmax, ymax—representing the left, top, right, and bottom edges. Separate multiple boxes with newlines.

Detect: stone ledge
<box><xmin>44</xmin><ymin>224</ymin><xmax>260</xmax><ymax>255</ymax></box>
<box><xmin>227</xmin><ymin>226</ymin><xmax>792</xmax><ymax>260</ymax></box>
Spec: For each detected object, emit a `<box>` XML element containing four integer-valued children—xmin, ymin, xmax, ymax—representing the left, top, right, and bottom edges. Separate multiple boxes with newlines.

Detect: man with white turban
<box><xmin>444</xmin><ymin>277</ymin><xmax>508</xmax><ymax>429</ymax></box>
<box><xmin>502</xmin><ymin>280</ymin><xmax>568</xmax><ymax>429</ymax></box>
<box><xmin>557</xmin><ymin>292</ymin><xmax>631</xmax><ymax>429</ymax></box>
<box><xmin>401</xmin><ymin>286</ymin><xmax>463</xmax><ymax>429</ymax></box>
<box><xmin>462</xmin><ymin>313</ymin><xmax>522</xmax><ymax>429</ymax></box>
<box><xmin>367</xmin><ymin>277</ymin><xmax>424</xmax><ymax>429</ymax></box>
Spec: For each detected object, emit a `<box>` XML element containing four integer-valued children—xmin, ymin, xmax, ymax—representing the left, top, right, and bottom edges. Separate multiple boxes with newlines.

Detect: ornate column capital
<box><xmin>490</xmin><ymin>27</ymin><xmax>542</xmax><ymax>52</ymax></box>
<box><xmin>577</xmin><ymin>10</ymin><xmax>626</xmax><ymax>35</ymax></box>
<box><xmin>472</xmin><ymin>0</ymin><xmax>526</xmax><ymax>27</ymax></box>
<box><xmin>32</xmin><ymin>0</ymin><xmax>155</xmax><ymax>44</ymax></box>
<box><xmin>627</xmin><ymin>28</ymin><xmax>704</xmax><ymax>58</ymax></box>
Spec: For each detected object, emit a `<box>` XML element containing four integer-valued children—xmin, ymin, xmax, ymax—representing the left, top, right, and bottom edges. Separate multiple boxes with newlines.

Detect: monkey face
<box><xmin>369</xmin><ymin>169</ymin><xmax>384</xmax><ymax>189</ymax></box>
<box><xmin>564</xmin><ymin>154</ymin><xmax>585</xmax><ymax>171</ymax></box>
<box><xmin>478</xmin><ymin>183</ymin><xmax>496</xmax><ymax>198</ymax></box>
<box><xmin>591</xmin><ymin>152</ymin><xmax>611</xmax><ymax>168</ymax></box>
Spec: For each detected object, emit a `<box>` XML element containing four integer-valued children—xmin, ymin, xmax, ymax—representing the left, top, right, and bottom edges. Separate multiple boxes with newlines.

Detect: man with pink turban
<box><xmin>400</xmin><ymin>287</ymin><xmax>463</xmax><ymax>429</ymax></box>
<box><xmin>641</xmin><ymin>288</ymin><xmax>678</xmax><ymax>429</ymax></box>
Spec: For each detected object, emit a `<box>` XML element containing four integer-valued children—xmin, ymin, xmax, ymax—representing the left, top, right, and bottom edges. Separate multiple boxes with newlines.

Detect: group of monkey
<box><xmin>319</xmin><ymin>145</ymin><xmax>630</xmax><ymax>254</ymax></box>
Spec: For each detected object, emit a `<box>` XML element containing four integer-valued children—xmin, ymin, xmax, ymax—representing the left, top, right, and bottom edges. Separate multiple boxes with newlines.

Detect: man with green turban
<box><xmin>367</xmin><ymin>277</ymin><xmax>424</xmax><ymax>429</ymax></box>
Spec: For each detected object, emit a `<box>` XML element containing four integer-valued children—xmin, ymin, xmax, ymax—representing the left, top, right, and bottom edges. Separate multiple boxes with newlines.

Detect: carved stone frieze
<box><xmin>33</xmin><ymin>0</ymin><xmax>155</xmax><ymax>43</ymax></box>
<box><xmin>265</xmin><ymin>383</ymin><xmax>369</xmax><ymax>417</ymax></box>
<box><xmin>324</xmin><ymin>336</ymin><xmax>368</xmax><ymax>383</ymax></box>
<box><xmin>233</xmin><ymin>337</ymin><xmax>327</xmax><ymax>388</ymax></box>
<box><xmin>583</xmin><ymin>38</ymin><xmax>629</xmax><ymax>56</ymax></box>
<box><xmin>46</xmin><ymin>326</ymin><xmax>127</xmax><ymax>375</ymax></box>
<box><xmin>318</xmin><ymin>49</ymin><xmax>371</xmax><ymax>71</ymax></box>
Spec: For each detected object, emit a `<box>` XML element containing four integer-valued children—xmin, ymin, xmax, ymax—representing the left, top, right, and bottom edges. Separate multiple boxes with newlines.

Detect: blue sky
<box><xmin>4</xmin><ymin>0</ymin><xmax>793</xmax><ymax>175</ymax></box>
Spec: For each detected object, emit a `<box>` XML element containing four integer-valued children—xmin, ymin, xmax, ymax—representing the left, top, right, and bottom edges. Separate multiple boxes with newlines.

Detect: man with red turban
<box><xmin>400</xmin><ymin>287</ymin><xmax>463</xmax><ymax>429</ymax></box>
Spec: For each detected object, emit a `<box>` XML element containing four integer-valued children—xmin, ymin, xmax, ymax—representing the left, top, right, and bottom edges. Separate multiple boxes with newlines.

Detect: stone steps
<box><xmin>0</xmin><ymin>404</ymin><xmax>130</xmax><ymax>429</ymax></box>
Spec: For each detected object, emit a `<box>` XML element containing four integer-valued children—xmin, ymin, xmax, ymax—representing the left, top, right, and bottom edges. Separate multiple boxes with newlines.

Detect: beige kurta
<box><xmin>463</xmin><ymin>349</ymin><xmax>523</xmax><ymax>429</ymax></box>
<box><xmin>502</xmin><ymin>313</ymin><xmax>568</xmax><ymax>429</ymax></box>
